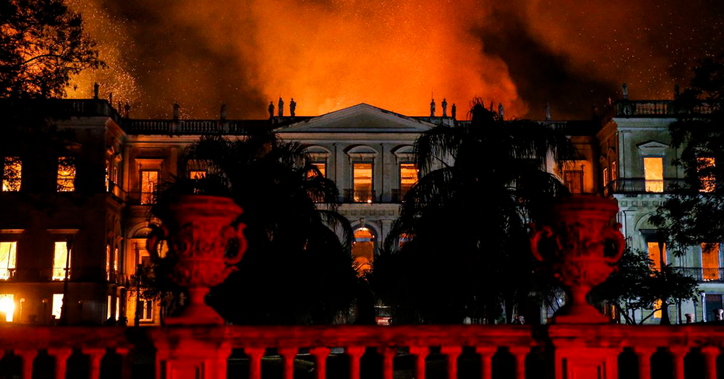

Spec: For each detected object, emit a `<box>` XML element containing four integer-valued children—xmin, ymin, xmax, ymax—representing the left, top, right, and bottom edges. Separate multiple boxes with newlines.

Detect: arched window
<box><xmin>352</xmin><ymin>226</ymin><xmax>376</xmax><ymax>275</ymax></box>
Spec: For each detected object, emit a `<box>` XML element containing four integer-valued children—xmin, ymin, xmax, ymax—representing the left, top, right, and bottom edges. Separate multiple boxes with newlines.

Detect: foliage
<box><xmin>591</xmin><ymin>247</ymin><xmax>698</xmax><ymax>324</ymax></box>
<box><xmin>151</xmin><ymin>131</ymin><xmax>358</xmax><ymax>325</ymax></box>
<box><xmin>650</xmin><ymin>56</ymin><xmax>724</xmax><ymax>255</ymax></box>
<box><xmin>371</xmin><ymin>99</ymin><xmax>577</xmax><ymax>324</ymax></box>
<box><xmin>0</xmin><ymin>0</ymin><xmax>102</xmax><ymax>99</ymax></box>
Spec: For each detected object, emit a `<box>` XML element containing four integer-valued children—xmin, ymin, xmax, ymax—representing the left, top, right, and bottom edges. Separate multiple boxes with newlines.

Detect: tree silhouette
<box><xmin>372</xmin><ymin>99</ymin><xmax>576</xmax><ymax>324</ymax></box>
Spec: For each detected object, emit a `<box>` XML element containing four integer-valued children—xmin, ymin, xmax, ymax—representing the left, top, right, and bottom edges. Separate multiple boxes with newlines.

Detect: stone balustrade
<box><xmin>0</xmin><ymin>324</ymin><xmax>723</xmax><ymax>378</ymax></box>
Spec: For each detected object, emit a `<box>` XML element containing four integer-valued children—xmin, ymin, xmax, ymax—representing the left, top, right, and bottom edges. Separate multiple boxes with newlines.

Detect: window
<box><xmin>353</xmin><ymin>163</ymin><xmax>373</xmax><ymax>202</ymax></box>
<box><xmin>189</xmin><ymin>170</ymin><xmax>206</xmax><ymax>179</ymax></box>
<box><xmin>308</xmin><ymin>162</ymin><xmax>326</xmax><ymax>178</ymax></box>
<box><xmin>0</xmin><ymin>242</ymin><xmax>17</xmax><ymax>280</ymax></box>
<box><xmin>107</xmin><ymin>295</ymin><xmax>112</xmax><ymax>319</ymax></box>
<box><xmin>564</xmin><ymin>170</ymin><xmax>583</xmax><ymax>194</ymax></box>
<box><xmin>116</xmin><ymin>297</ymin><xmax>120</xmax><ymax>320</ymax></box>
<box><xmin>352</xmin><ymin>227</ymin><xmax>375</xmax><ymax>275</ymax></box>
<box><xmin>644</xmin><ymin>157</ymin><xmax>664</xmax><ymax>193</ymax></box>
<box><xmin>52</xmin><ymin>294</ymin><xmax>63</xmax><ymax>320</ymax></box>
<box><xmin>647</xmin><ymin>242</ymin><xmax>666</xmax><ymax>272</ymax></box>
<box><xmin>400</xmin><ymin>163</ymin><xmax>418</xmax><ymax>198</ymax></box>
<box><xmin>57</xmin><ymin>157</ymin><xmax>76</xmax><ymax>192</ymax></box>
<box><xmin>611</xmin><ymin>161</ymin><xmax>617</xmax><ymax>183</ymax></box>
<box><xmin>0</xmin><ymin>294</ymin><xmax>14</xmax><ymax>322</ymax></box>
<box><xmin>140</xmin><ymin>299</ymin><xmax>153</xmax><ymax>322</ymax></box>
<box><xmin>106</xmin><ymin>244</ymin><xmax>111</xmax><ymax>280</ymax></box>
<box><xmin>702</xmin><ymin>243</ymin><xmax>720</xmax><ymax>281</ymax></box>
<box><xmin>52</xmin><ymin>241</ymin><xmax>70</xmax><ymax>281</ymax></box>
<box><xmin>140</xmin><ymin>170</ymin><xmax>159</xmax><ymax>204</ymax></box>
<box><xmin>602</xmin><ymin>167</ymin><xmax>609</xmax><ymax>188</ymax></box>
<box><xmin>698</xmin><ymin>157</ymin><xmax>716</xmax><ymax>193</ymax></box>
<box><xmin>2</xmin><ymin>157</ymin><xmax>21</xmax><ymax>192</ymax></box>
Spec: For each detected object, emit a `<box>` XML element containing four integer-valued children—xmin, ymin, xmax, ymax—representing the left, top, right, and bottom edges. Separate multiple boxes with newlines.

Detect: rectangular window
<box><xmin>0</xmin><ymin>242</ymin><xmax>17</xmax><ymax>280</ymax></box>
<box><xmin>602</xmin><ymin>167</ymin><xmax>609</xmax><ymax>188</ymax></box>
<box><xmin>564</xmin><ymin>170</ymin><xmax>583</xmax><ymax>194</ymax></box>
<box><xmin>611</xmin><ymin>161</ymin><xmax>617</xmax><ymax>183</ymax></box>
<box><xmin>702</xmin><ymin>243</ymin><xmax>720</xmax><ymax>281</ymax></box>
<box><xmin>400</xmin><ymin>163</ymin><xmax>418</xmax><ymax>198</ymax></box>
<box><xmin>644</xmin><ymin>157</ymin><xmax>664</xmax><ymax>193</ymax></box>
<box><xmin>116</xmin><ymin>297</ymin><xmax>120</xmax><ymax>321</ymax></box>
<box><xmin>57</xmin><ymin>157</ymin><xmax>76</xmax><ymax>192</ymax></box>
<box><xmin>189</xmin><ymin>170</ymin><xmax>206</xmax><ymax>180</ymax></box>
<box><xmin>647</xmin><ymin>242</ymin><xmax>667</xmax><ymax>271</ymax></box>
<box><xmin>308</xmin><ymin>162</ymin><xmax>326</xmax><ymax>178</ymax></box>
<box><xmin>106</xmin><ymin>244</ymin><xmax>111</xmax><ymax>280</ymax></box>
<box><xmin>52</xmin><ymin>241</ymin><xmax>70</xmax><ymax>281</ymax></box>
<box><xmin>0</xmin><ymin>294</ymin><xmax>14</xmax><ymax>322</ymax></box>
<box><xmin>140</xmin><ymin>170</ymin><xmax>159</xmax><ymax>204</ymax></box>
<box><xmin>140</xmin><ymin>299</ymin><xmax>153</xmax><ymax>322</ymax></box>
<box><xmin>353</xmin><ymin>163</ymin><xmax>373</xmax><ymax>203</ymax></box>
<box><xmin>698</xmin><ymin>157</ymin><xmax>716</xmax><ymax>193</ymax></box>
<box><xmin>2</xmin><ymin>157</ymin><xmax>21</xmax><ymax>192</ymax></box>
<box><xmin>107</xmin><ymin>295</ymin><xmax>112</xmax><ymax>319</ymax></box>
<box><xmin>52</xmin><ymin>294</ymin><xmax>63</xmax><ymax>320</ymax></box>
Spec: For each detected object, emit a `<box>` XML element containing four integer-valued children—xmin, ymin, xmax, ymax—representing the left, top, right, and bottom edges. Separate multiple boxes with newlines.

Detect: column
<box><xmin>701</xmin><ymin>346</ymin><xmax>719</xmax><ymax>379</ymax></box>
<box><xmin>509</xmin><ymin>347</ymin><xmax>529</xmax><ymax>379</ymax></box>
<box><xmin>245</xmin><ymin>348</ymin><xmax>265</xmax><ymax>379</ymax></box>
<box><xmin>48</xmin><ymin>348</ymin><xmax>73</xmax><ymax>379</ymax></box>
<box><xmin>310</xmin><ymin>347</ymin><xmax>330</xmax><ymax>379</ymax></box>
<box><xmin>475</xmin><ymin>347</ymin><xmax>496</xmax><ymax>379</ymax></box>
<box><xmin>409</xmin><ymin>346</ymin><xmax>429</xmax><ymax>379</ymax></box>
<box><xmin>347</xmin><ymin>346</ymin><xmax>366</xmax><ymax>379</ymax></box>
<box><xmin>115</xmin><ymin>348</ymin><xmax>132</xmax><ymax>379</ymax></box>
<box><xmin>278</xmin><ymin>347</ymin><xmax>298</xmax><ymax>379</ymax></box>
<box><xmin>378</xmin><ymin>347</ymin><xmax>396</xmax><ymax>379</ymax></box>
<box><xmin>635</xmin><ymin>348</ymin><xmax>656</xmax><ymax>379</ymax></box>
<box><xmin>440</xmin><ymin>346</ymin><xmax>461</xmax><ymax>379</ymax></box>
<box><xmin>669</xmin><ymin>347</ymin><xmax>688</xmax><ymax>379</ymax></box>
<box><xmin>83</xmin><ymin>348</ymin><xmax>106</xmax><ymax>379</ymax></box>
<box><xmin>15</xmin><ymin>349</ymin><xmax>37</xmax><ymax>379</ymax></box>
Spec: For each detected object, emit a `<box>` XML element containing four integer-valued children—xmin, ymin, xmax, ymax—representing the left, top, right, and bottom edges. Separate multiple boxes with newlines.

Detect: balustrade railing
<box><xmin>672</xmin><ymin>266</ymin><xmax>724</xmax><ymax>282</ymax></box>
<box><xmin>122</xmin><ymin>119</ymin><xmax>265</xmax><ymax>135</ymax></box>
<box><xmin>0</xmin><ymin>324</ymin><xmax>723</xmax><ymax>379</ymax></box>
<box><xmin>603</xmin><ymin>178</ymin><xmax>687</xmax><ymax>196</ymax></box>
<box><xmin>344</xmin><ymin>189</ymin><xmax>376</xmax><ymax>203</ymax></box>
<box><xmin>615</xmin><ymin>100</ymin><xmax>718</xmax><ymax>117</ymax></box>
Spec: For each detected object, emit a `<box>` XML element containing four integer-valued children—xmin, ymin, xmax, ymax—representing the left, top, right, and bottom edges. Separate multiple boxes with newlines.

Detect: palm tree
<box><xmin>153</xmin><ymin>130</ymin><xmax>358</xmax><ymax>324</ymax></box>
<box><xmin>373</xmin><ymin>99</ymin><xmax>576</xmax><ymax>324</ymax></box>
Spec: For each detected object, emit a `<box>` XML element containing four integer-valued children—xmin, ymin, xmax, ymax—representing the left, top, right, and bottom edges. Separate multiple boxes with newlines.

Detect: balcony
<box><xmin>2</xmin><ymin>268</ymin><xmax>109</xmax><ymax>282</ymax></box>
<box><xmin>106</xmin><ymin>181</ymin><xmax>127</xmax><ymax>203</ymax></box>
<box><xmin>672</xmin><ymin>267</ymin><xmax>724</xmax><ymax>282</ymax></box>
<box><xmin>615</xmin><ymin>100</ymin><xmax>717</xmax><ymax>118</ymax></box>
<box><xmin>344</xmin><ymin>189</ymin><xmax>376</xmax><ymax>203</ymax></box>
<box><xmin>122</xmin><ymin>119</ymin><xmax>269</xmax><ymax>135</ymax></box>
<box><xmin>603</xmin><ymin>178</ymin><xmax>686</xmax><ymax>197</ymax></box>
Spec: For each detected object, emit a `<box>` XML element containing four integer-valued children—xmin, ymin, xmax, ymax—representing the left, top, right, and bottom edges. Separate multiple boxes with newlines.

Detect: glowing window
<box><xmin>0</xmin><ymin>242</ymin><xmax>17</xmax><ymax>280</ymax></box>
<box><xmin>611</xmin><ymin>161</ymin><xmax>617</xmax><ymax>183</ymax></box>
<box><xmin>52</xmin><ymin>294</ymin><xmax>63</xmax><ymax>320</ymax></box>
<box><xmin>702</xmin><ymin>243</ymin><xmax>720</xmax><ymax>281</ymax></box>
<box><xmin>353</xmin><ymin>163</ymin><xmax>373</xmax><ymax>202</ymax></box>
<box><xmin>308</xmin><ymin>162</ymin><xmax>326</xmax><ymax>178</ymax></box>
<box><xmin>0</xmin><ymin>294</ymin><xmax>14</xmax><ymax>322</ymax></box>
<box><xmin>2</xmin><ymin>157</ymin><xmax>21</xmax><ymax>192</ymax></box>
<box><xmin>602</xmin><ymin>167</ymin><xmax>609</xmax><ymax>187</ymax></box>
<box><xmin>644</xmin><ymin>157</ymin><xmax>664</xmax><ymax>193</ymax></box>
<box><xmin>190</xmin><ymin>170</ymin><xmax>206</xmax><ymax>179</ymax></box>
<box><xmin>140</xmin><ymin>170</ymin><xmax>158</xmax><ymax>204</ymax></box>
<box><xmin>140</xmin><ymin>299</ymin><xmax>153</xmax><ymax>322</ymax></box>
<box><xmin>57</xmin><ymin>157</ymin><xmax>76</xmax><ymax>192</ymax></box>
<box><xmin>400</xmin><ymin>163</ymin><xmax>418</xmax><ymax>198</ymax></box>
<box><xmin>106</xmin><ymin>244</ymin><xmax>111</xmax><ymax>280</ymax></box>
<box><xmin>352</xmin><ymin>227</ymin><xmax>375</xmax><ymax>275</ymax></box>
<box><xmin>107</xmin><ymin>295</ymin><xmax>112</xmax><ymax>319</ymax></box>
<box><xmin>697</xmin><ymin>157</ymin><xmax>716</xmax><ymax>193</ymax></box>
<box><xmin>564</xmin><ymin>170</ymin><xmax>583</xmax><ymax>194</ymax></box>
<box><xmin>647</xmin><ymin>242</ymin><xmax>666</xmax><ymax>272</ymax></box>
<box><xmin>114</xmin><ymin>247</ymin><xmax>119</xmax><ymax>273</ymax></box>
<box><xmin>116</xmin><ymin>297</ymin><xmax>120</xmax><ymax>320</ymax></box>
<box><xmin>52</xmin><ymin>241</ymin><xmax>70</xmax><ymax>281</ymax></box>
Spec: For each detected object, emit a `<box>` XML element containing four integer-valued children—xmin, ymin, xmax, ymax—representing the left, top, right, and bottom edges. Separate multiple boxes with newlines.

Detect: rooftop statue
<box><xmin>268</xmin><ymin>101</ymin><xmax>274</xmax><ymax>119</ymax></box>
<box><xmin>290</xmin><ymin>98</ymin><xmax>297</xmax><ymax>117</ymax></box>
<box><xmin>430</xmin><ymin>98</ymin><xmax>436</xmax><ymax>117</ymax></box>
<box><xmin>278</xmin><ymin>97</ymin><xmax>284</xmax><ymax>117</ymax></box>
<box><xmin>451</xmin><ymin>103</ymin><xmax>456</xmax><ymax>119</ymax></box>
<box><xmin>442</xmin><ymin>98</ymin><xmax>448</xmax><ymax>117</ymax></box>
<box><xmin>545</xmin><ymin>103</ymin><xmax>551</xmax><ymax>121</ymax></box>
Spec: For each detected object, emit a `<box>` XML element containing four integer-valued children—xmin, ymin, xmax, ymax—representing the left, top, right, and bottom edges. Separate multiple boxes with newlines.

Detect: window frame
<box><xmin>352</xmin><ymin>162</ymin><xmax>374</xmax><ymax>203</ymax></box>
<box><xmin>643</xmin><ymin>156</ymin><xmax>664</xmax><ymax>193</ymax></box>
<box><xmin>139</xmin><ymin>169</ymin><xmax>159</xmax><ymax>205</ymax></box>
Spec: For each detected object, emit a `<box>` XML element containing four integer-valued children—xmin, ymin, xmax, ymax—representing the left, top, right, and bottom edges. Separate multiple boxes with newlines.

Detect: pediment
<box><xmin>637</xmin><ymin>140</ymin><xmax>669</xmax><ymax>154</ymax></box>
<box><xmin>276</xmin><ymin>103</ymin><xmax>435</xmax><ymax>133</ymax></box>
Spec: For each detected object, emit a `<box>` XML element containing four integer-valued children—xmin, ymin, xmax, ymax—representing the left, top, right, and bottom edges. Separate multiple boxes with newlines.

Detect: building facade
<box><xmin>0</xmin><ymin>96</ymin><xmax>720</xmax><ymax>325</ymax></box>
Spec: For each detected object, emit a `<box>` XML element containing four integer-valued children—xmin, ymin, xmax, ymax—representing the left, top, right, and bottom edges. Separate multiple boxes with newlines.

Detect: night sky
<box><xmin>65</xmin><ymin>0</ymin><xmax>724</xmax><ymax>120</ymax></box>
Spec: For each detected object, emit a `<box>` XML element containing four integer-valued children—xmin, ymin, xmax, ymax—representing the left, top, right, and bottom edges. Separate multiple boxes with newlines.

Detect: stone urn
<box><xmin>148</xmin><ymin>195</ymin><xmax>247</xmax><ymax>325</ymax></box>
<box><xmin>530</xmin><ymin>195</ymin><xmax>624</xmax><ymax>324</ymax></box>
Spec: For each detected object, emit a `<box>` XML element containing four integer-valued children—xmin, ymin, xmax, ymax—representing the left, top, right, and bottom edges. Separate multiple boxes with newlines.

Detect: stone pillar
<box><xmin>83</xmin><ymin>348</ymin><xmax>106</xmax><ymax>379</ymax></box>
<box><xmin>441</xmin><ymin>346</ymin><xmax>461</xmax><ymax>379</ymax></box>
<box><xmin>701</xmin><ymin>346</ymin><xmax>719</xmax><ymax>379</ymax></box>
<box><xmin>310</xmin><ymin>347</ymin><xmax>330</xmax><ymax>379</ymax></box>
<box><xmin>48</xmin><ymin>348</ymin><xmax>72</xmax><ymax>379</ymax></box>
<box><xmin>379</xmin><ymin>347</ymin><xmax>396</xmax><ymax>379</ymax></box>
<box><xmin>409</xmin><ymin>346</ymin><xmax>428</xmax><ymax>379</ymax></box>
<box><xmin>669</xmin><ymin>346</ymin><xmax>688</xmax><ymax>379</ymax></box>
<box><xmin>245</xmin><ymin>347</ymin><xmax>265</xmax><ymax>379</ymax></box>
<box><xmin>347</xmin><ymin>346</ymin><xmax>365</xmax><ymax>379</ymax></box>
<box><xmin>278</xmin><ymin>347</ymin><xmax>297</xmax><ymax>379</ymax></box>
<box><xmin>16</xmin><ymin>349</ymin><xmax>37</xmax><ymax>379</ymax></box>
<box><xmin>509</xmin><ymin>347</ymin><xmax>529</xmax><ymax>379</ymax></box>
<box><xmin>476</xmin><ymin>347</ymin><xmax>495</xmax><ymax>379</ymax></box>
<box><xmin>635</xmin><ymin>348</ymin><xmax>656</xmax><ymax>379</ymax></box>
<box><xmin>152</xmin><ymin>329</ymin><xmax>232</xmax><ymax>379</ymax></box>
